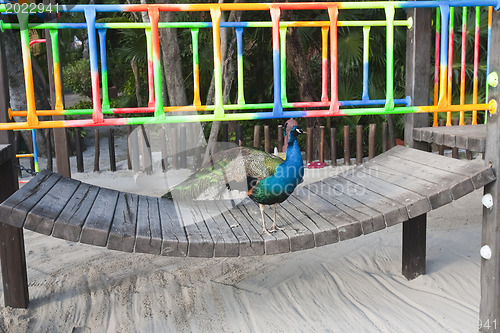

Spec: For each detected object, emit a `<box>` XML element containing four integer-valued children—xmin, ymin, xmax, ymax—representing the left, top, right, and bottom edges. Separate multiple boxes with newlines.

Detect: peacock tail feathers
<box><xmin>163</xmin><ymin>147</ymin><xmax>284</xmax><ymax>201</ymax></box>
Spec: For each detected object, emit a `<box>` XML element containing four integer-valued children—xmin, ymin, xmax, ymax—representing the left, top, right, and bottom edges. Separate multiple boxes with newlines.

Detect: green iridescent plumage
<box><xmin>162</xmin><ymin>147</ymin><xmax>284</xmax><ymax>200</ymax></box>
<box><xmin>163</xmin><ymin>125</ymin><xmax>305</xmax><ymax>234</ymax></box>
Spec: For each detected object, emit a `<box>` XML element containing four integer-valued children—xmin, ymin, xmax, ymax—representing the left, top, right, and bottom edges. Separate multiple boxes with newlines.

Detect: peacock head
<box><xmin>287</xmin><ymin>126</ymin><xmax>304</xmax><ymax>144</ymax></box>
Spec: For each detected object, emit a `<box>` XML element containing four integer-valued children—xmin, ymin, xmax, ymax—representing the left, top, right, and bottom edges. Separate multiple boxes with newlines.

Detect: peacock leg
<box><xmin>259</xmin><ymin>204</ymin><xmax>271</xmax><ymax>235</ymax></box>
<box><xmin>270</xmin><ymin>203</ymin><xmax>284</xmax><ymax>232</ymax></box>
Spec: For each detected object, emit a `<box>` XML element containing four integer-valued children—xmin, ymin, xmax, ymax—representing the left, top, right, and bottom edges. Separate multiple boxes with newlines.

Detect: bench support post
<box><xmin>0</xmin><ymin>32</ymin><xmax>29</xmax><ymax>308</ymax></box>
<box><xmin>480</xmin><ymin>8</ymin><xmax>500</xmax><ymax>330</ymax></box>
<box><xmin>402</xmin><ymin>214</ymin><xmax>426</xmax><ymax>280</ymax></box>
<box><xmin>0</xmin><ymin>146</ymin><xmax>29</xmax><ymax>308</ymax></box>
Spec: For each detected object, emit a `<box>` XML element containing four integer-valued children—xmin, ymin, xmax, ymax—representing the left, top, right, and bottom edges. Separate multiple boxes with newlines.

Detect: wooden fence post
<box><xmin>343</xmin><ymin>125</ymin><xmax>350</xmax><ymax>166</ymax></box>
<box><xmin>127</xmin><ymin>126</ymin><xmax>133</xmax><ymax>170</ymax></box>
<box><xmin>382</xmin><ymin>122</ymin><xmax>388</xmax><ymax>153</ymax></box>
<box><xmin>264</xmin><ymin>125</ymin><xmax>270</xmax><ymax>154</ymax></box>
<box><xmin>368</xmin><ymin>123</ymin><xmax>376</xmax><ymax>159</ymax></box>
<box><xmin>94</xmin><ymin>129</ymin><xmax>100</xmax><ymax>172</ymax></box>
<box><xmin>108</xmin><ymin>128</ymin><xmax>116</xmax><ymax>172</ymax></box>
<box><xmin>480</xmin><ymin>8</ymin><xmax>500</xmax><ymax>330</ymax></box>
<box><xmin>236</xmin><ymin>124</ymin><xmax>244</xmax><ymax>147</ymax></box>
<box><xmin>277</xmin><ymin>125</ymin><xmax>283</xmax><ymax>152</ymax></box>
<box><xmin>356</xmin><ymin>125</ymin><xmax>363</xmax><ymax>165</ymax></box>
<box><xmin>306</xmin><ymin>127</ymin><xmax>313</xmax><ymax>163</ymax></box>
<box><xmin>319</xmin><ymin>126</ymin><xmax>325</xmax><ymax>163</ymax></box>
<box><xmin>45</xmin><ymin>129</ymin><xmax>53</xmax><ymax>172</ymax></box>
<box><xmin>253</xmin><ymin>125</ymin><xmax>261</xmax><ymax>149</ymax></box>
<box><xmin>75</xmin><ymin>128</ymin><xmax>84</xmax><ymax>172</ymax></box>
<box><xmin>330</xmin><ymin>127</ymin><xmax>337</xmax><ymax>166</ymax></box>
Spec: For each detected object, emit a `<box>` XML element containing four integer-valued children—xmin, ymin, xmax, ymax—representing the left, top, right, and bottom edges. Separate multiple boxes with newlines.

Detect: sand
<box><xmin>0</xmin><ymin>129</ymin><xmax>486</xmax><ymax>332</ymax></box>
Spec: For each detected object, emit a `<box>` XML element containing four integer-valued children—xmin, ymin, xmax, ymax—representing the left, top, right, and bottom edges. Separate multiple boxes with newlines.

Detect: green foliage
<box><xmin>67</xmin><ymin>100</ymin><xmax>93</xmax><ymax>110</ymax></box>
<box><xmin>63</xmin><ymin>59</ymin><xmax>92</xmax><ymax>98</ymax></box>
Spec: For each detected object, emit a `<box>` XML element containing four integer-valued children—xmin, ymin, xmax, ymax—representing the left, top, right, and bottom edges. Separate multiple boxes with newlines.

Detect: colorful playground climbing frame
<box><xmin>0</xmin><ymin>1</ymin><xmax>497</xmax><ymax>130</ymax></box>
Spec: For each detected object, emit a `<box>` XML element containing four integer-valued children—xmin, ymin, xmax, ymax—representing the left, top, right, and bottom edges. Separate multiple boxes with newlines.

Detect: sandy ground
<box><xmin>0</xmin><ymin>129</ymin><xmax>487</xmax><ymax>332</ymax></box>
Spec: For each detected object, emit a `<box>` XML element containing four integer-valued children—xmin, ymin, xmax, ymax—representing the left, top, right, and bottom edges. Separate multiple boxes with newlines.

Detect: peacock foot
<box><xmin>261</xmin><ymin>228</ymin><xmax>273</xmax><ymax>236</ymax></box>
<box><xmin>269</xmin><ymin>225</ymin><xmax>284</xmax><ymax>232</ymax></box>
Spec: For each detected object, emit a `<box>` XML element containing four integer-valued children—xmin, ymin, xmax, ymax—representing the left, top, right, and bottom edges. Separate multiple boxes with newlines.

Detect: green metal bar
<box><xmin>98</xmin><ymin>29</ymin><xmax>110</xmax><ymax>110</ymax></box>
<box><xmin>0</xmin><ymin>20</ymin><xmax>414</xmax><ymax>30</ymax></box>
<box><xmin>384</xmin><ymin>5</ymin><xmax>395</xmax><ymax>112</ymax></box>
<box><xmin>191</xmin><ymin>28</ymin><xmax>201</xmax><ymax>106</ymax></box>
<box><xmin>236</xmin><ymin>27</ymin><xmax>245</xmax><ymax>105</ymax></box>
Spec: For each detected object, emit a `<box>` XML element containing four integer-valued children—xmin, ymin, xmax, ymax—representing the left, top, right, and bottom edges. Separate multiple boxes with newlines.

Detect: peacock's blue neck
<box><xmin>284</xmin><ymin>138</ymin><xmax>302</xmax><ymax>166</ymax></box>
<box><xmin>275</xmin><ymin>137</ymin><xmax>304</xmax><ymax>183</ymax></box>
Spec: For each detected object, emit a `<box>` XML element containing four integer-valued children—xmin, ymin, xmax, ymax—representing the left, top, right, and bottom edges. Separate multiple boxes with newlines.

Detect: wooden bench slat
<box><xmin>218</xmin><ymin>200</ymin><xmax>265</xmax><ymax>256</ymax></box>
<box><xmin>363</xmin><ymin>157</ymin><xmax>453</xmax><ymax>209</ymax></box>
<box><xmin>0</xmin><ymin>170</ymin><xmax>57</xmax><ymax>228</ymax></box>
<box><xmin>389</xmin><ymin>146</ymin><xmax>494</xmax><ymax>192</ymax></box>
<box><xmin>307</xmin><ymin>179</ymin><xmax>386</xmax><ymax>235</ymax></box>
<box><xmin>158</xmin><ymin>198</ymin><xmax>188</xmax><ymax>257</ymax></box>
<box><xmin>269</xmin><ymin>201</ymin><xmax>315</xmax><ymax>252</ymax></box>
<box><xmin>107</xmin><ymin>192</ymin><xmax>139</xmax><ymax>253</ymax></box>
<box><xmin>196</xmin><ymin>200</ymin><xmax>240</xmax><ymax>257</ymax></box>
<box><xmin>326</xmin><ymin>175</ymin><xmax>408</xmax><ymax>227</ymax></box>
<box><xmin>135</xmin><ymin>196</ymin><xmax>162</xmax><ymax>255</ymax></box>
<box><xmin>80</xmin><ymin>188</ymin><xmax>119</xmax><ymax>247</ymax></box>
<box><xmin>385</xmin><ymin>153</ymin><xmax>474</xmax><ymax>200</ymax></box>
<box><xmin>236</xmin><ymin>199</ymin><xmax>290</xmax><ymax>255</ymax></box>
<box><xmin>178</xmin><ymin>201</ymin><xmax>214</xmax><ymax>258</ymax></box>
<box><xmin>352</xmin><ymin>167</ymin><xmax>432</xmax><ymax>219</ymax></box>
<box><xmin>52</xmin><ymin>183</ymin><xmax>99</xmax><ymax>241</ymax></box>
<box><xmin>286</xmin><ymin>195</ymin><xmax>340</xmax><ymax>246</ymax></box>
<box><xmin>293</xmin><ymin>186</ymin><xmax>363</xmax><ymax>241</ymax></box>
<box><xmin>24</xmin><ymin>176</ymin><xmax>80</xmax><ymax>235</ymax></box>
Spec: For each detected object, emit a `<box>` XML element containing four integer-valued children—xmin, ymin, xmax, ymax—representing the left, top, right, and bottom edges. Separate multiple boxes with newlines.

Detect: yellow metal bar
<box><xmin>17</xmin><ymin>12</ymin><xmax>38</xmax><ymax>127</ymax></box>
<box><xmin>16</xmin><ymin>154</ymin><xmax>34</xmax><ymax>158</ymax></box>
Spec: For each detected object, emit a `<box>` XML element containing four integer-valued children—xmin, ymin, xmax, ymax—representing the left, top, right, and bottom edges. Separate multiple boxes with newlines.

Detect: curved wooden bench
<box><xmin>0</xmin><ymin>145</ymin><xmax>495</xmax><ymax>258</ymax></box>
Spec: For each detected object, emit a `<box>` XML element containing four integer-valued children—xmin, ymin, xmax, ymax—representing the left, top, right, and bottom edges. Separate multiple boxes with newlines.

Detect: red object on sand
<box><xmin>307</xmin><ymin>161</ymin><xmax>326</xmax><ymax>169</ymax></box>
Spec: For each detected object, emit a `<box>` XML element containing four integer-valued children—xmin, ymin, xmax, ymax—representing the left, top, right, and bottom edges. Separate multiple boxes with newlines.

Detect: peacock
<box><xmin>162</xmin><ymin>125</ymin><xmax>305</xmax><ymax>234</ymax></box>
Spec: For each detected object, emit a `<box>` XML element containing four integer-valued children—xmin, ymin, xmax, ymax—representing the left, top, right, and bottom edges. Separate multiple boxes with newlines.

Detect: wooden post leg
<box><xmin>0</xmin><ymin>224</ymin><xmax>29</xmax><ymax>308</ymax></box>
<box><xmin>404</xmin><ymin>6</ymin><xmax>430</xmax><ymax>150</ymax></box>
<box><xmin>0</xmin><ymin>146</ymin><xmax>29</xmax><ymax>308</ymax></box>
<box><xmin>402</xmin><ymin>213</ymin><xmax>426</xmax><ymax>280</ymax></box>
<box><xmin>480</xmin><ymin>8</ymin><xmax>500</xmax><ymax>330</ymax></box>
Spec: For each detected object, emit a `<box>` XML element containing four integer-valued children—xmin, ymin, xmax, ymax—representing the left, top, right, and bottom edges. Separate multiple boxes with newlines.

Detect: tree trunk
<box><xmin>202</xmin><ymin>1</ymin><xmax>243</xmax><ymax>166</ymax></box>
<box><xmin>131</xmin><ymin>58</ymin><xmax>142</xmax><ymax>106</ymax></box>
<box><xmin>4</xmin><ymin>26</ymin><xmax>51</xmax><ymax>157</ymax></box>
<box><xmin>157</xmin><ymin>0</ymin><xmax>188</xmax><ymax>107</ymax></box>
